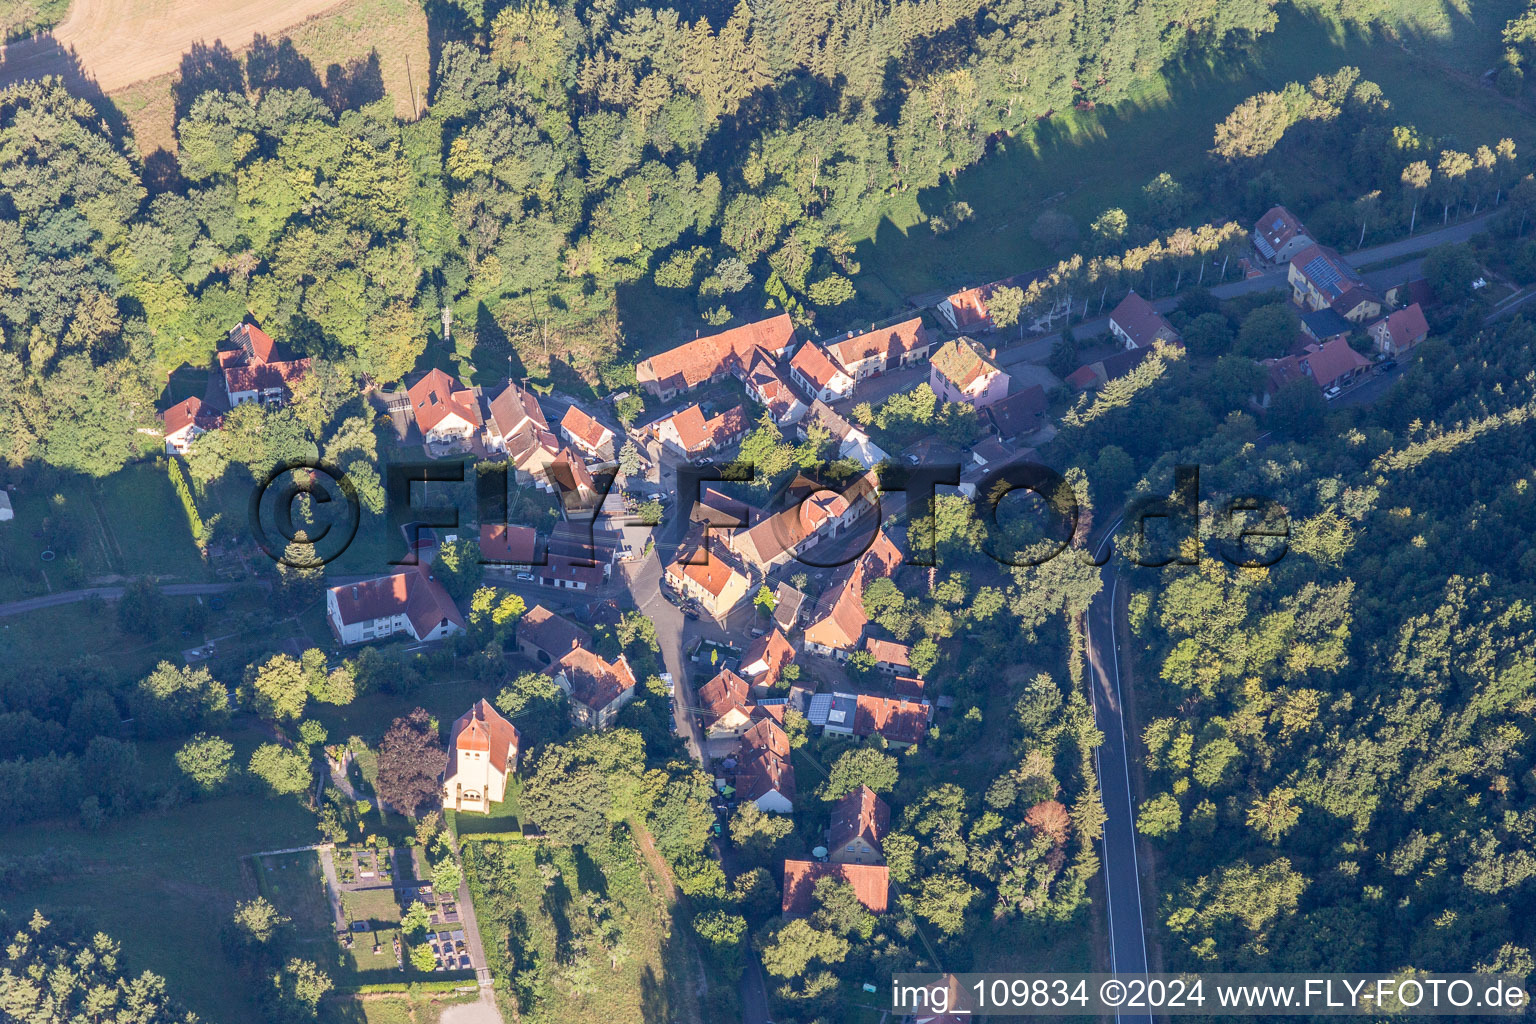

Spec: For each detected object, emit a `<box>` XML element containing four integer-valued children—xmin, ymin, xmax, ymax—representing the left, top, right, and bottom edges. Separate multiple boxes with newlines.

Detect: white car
<box><xmin>515</xmin><ymin>572</ymin><xmax>535</xmax><ymax>582</ymax></box>
<box><xmin>1323</xmin><ymin>385</ymin><xmax>1342</xmax><ymax>400</ymax></box>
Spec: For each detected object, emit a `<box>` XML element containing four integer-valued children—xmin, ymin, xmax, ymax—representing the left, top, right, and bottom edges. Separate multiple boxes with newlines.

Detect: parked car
<box><xmin>515</xmin><ymin>572</ymin><xmax>535</xmax><ymax>582</ymax></box>
<box><xmin>1323</xmin><ymin>385</ymin><xmax>1342</xmax><ymax>400</ymax></box>
<box><xmin>1380</xmin><ymin>359</ymin><xmax>1397</xmax><ymax>371</ymax></box>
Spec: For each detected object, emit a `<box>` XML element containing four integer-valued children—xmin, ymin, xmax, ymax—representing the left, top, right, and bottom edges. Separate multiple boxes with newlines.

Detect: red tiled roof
<box><xmin>942</xmin><ymin>284</ymin><xmax>992</xmax><ymax>328</ymax></box>
<box><xmin>224</xmin><ymin>358</ymin><xmax>311</xmax><ymax>395</ymax></box>
<box><xmin>854</xmin><ymin>694</ymin><xmax>929</xmax><ymax>745</ymax></box>
<box><xmin>487</xmin><ymin>381</ymin><xmax>548</xmax><ymax>438</ymax></box>
<box><xmin>789</xmin><ymin>342</ymin><xmax>850</xmax><ymax>392</ymax></box>
<box><xmin>892</xmin><ymin>675</ymin><xmax>926</xmax><ymax>699</ymax></box>
<box><xmin>697</xmin><ymin>668</ymin><xmax>751</xmax><ymax>724</ymax></box>
<box><xmin>825</xmin><ymin>317</ymin><xmax>929</xmax><ymax>371</ymax></box>
<box><xmin>560</xmin><ymin>405</ymin><xmax>613</xmax><ymax>451</ymax></box>
<box><xmin>864</xmin><ymin>637</ymin><xmax>910</xmax><ymax>669</ymax></box>
<box><xmin>480</xmin><ymin>524</ymin><xmax>538</xmax><ymax>564</ymax></box>
<box><xmin>448</xmin><ymin>699</ymin><xmax>520</xmax><ymax>776</ymax></box>
<box><xmin>738</xmin><ymin>745</ymin><xmax>794</xmax><ymax>804</ymax></box>
<box><xmin>546</xmin><ymin>449</ymin><xmax>597</xmax><ymax>497</ymax></box>
<box><xmin>551</xmin><ymin>646</ymin><xmax>636</xmax><ymax>711</ymax></box>
<box><xmin>742</xmin><ymin>628</ymin><xmax>795</xmax><ymax>686</ymax></box>
<box><xmin>1255</xmin><ymin>206</ymin><xmax>1306</xmax><ymax>254</ymax></box>
<box><xmin>1375</xmin><ymin>303</ymin><xmax>1429</xmax><ymax>348</ymax></box>
<box><xmin>1300</xmin><ymin>336</ymin><xmax>1371</xmax><ymax>389</ymax></box>
<box><xmin>164</xmin><ymin>396</ymin><xmax>219</xmax><ymax>436</ymax></box>
<box><xmin>781</xmin><ymin>860</ymin><xmax>889</xmax><ymax>915</ymax></box>
<box><xmin>408</xmin><ymin>368</ymin><xmax>481</xmax><ymax>434</ymax></box>
<box><xmin>329</xmin><ymin>566</ymin><xmax>466</xmax><ymax>638</ymax></box>
<box><xmin>741</xmin><ymin>715</ymin><xmax>790</xmax><ymax>759</ymax></box>
<box><xmin>518</xmin><ymin>604</ymin><xmax>590</xmax><ymax>656</ymax></box>
<box><xmin>637</xmin><ymin>314</ymin><xmax>796</xmax><ymax>392</ymax></box>
<box><xmin>1066</xmin><ymin>365</ymin><xmax>1099</xmax><ymax>390</ymax></box>
<box><xmin>665</xmin><ymin>544</ymin><xmax>747</xmax><ymax>600</ymax></box>
<box><xmin>231</xmin><ymin>322</ymin><xmax>276</xmax><ymax>362</ymax></box>
<box><xmin>1109</xmin><ymin>291</ymin><xmax>1181</xmax><ymax>349</ymax></box>
<box><xmin>828</xmin><ymin>785</ymin><xmax>889</xmax><ymax>856</ymax></box>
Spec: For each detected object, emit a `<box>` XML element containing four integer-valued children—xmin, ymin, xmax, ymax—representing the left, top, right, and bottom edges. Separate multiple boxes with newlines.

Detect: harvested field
<box><xmin>0</xmin><ymin>0</ymin><xmax>427</xmax><ymax>155</ymax></box>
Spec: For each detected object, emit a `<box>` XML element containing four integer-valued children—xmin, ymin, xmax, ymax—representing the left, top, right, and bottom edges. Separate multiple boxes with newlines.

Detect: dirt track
<box><xmin>0</xmin><ymin>0</ymin><xmax>347</xmax><ymax>92</ymax></box>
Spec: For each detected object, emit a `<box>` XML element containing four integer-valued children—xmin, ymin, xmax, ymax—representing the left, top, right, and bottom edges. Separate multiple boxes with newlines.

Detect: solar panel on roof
<box><xmin>1271</xmin><ymin>217</ymin><xmax>1285</xmax><ymax>231</ymax></box>
<box><xmin>1253</xmin><ymin>236</ymin><xmax>1276</xmax><ymax>259</ymax></box>
<box><xmin>806</xmin><ymin>694</ymin><xmax>833</xmax><ymax>725</ymax></box>
<box><xmin>1303</xmin><ymin>256</ymin><xmax>1345</xmax><ymax>296</ymax></box>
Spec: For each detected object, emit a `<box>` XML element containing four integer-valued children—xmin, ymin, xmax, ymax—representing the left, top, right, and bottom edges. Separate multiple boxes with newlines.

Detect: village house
<box><xmin>534</xmin><ymin>522</ymin><xmax>612</xmax><ymax>590</ymax></box>
<box><xmin>828</xmin><ymin>785</ymin><xmax>890</xmax><ymax>865</ymax></box>
<box><xmin>824</xmin><ymin>317</ymin><xmax>932</xmax><ymax>381</ymax></box>
<box><xmin>697</xmin><ymin>667</ymin><xmax>754</xmax><ymax>740</ymax></box>
<box><xmin>802</xmin><ymin>530</ymin><xmax>903</xmax><ymax>657</ymax></box>
<box><xmin>545</xmin><ymin>449</ymin><xmax>602</xmax><ymax>516</ymax></box>
<box><xmin>480</xmin><ymin>523</ymin><xmax>539</xmax><ymax>570</ymax></box>
<box><xmin>442</xmin><ymin>699</ymin><xmax>520</xmax><ymax>814</ymax></box>
<box><xmin>1264</xmin><ymin>335</ymin><xmax>1373</xmax><ymax>398</ymax></box>
<box><xmin>645</xmin><ymin>404</ymin><xmax>749</xmax><ymax>459</ymax></box>
<box><xmin>408</xmin><ymin>368</ymin><xmax>482</xmax><ymax>450</ymax></box>
<box><xmin>500</xmin><ymin>422</ymin><xmax>563</xmax><ymax>489</ymax></box>
<box><xmin>481</xmin><ymin>380</ymin><xmax>548</xmax><ymax>454</ymax></box>
<box><xmin>733</xmin><ymin>471</ymin><xmax>882</xmax><ymax>574</ymax></box>
<box><xmin>1108</xmin><ymin>291</ymin><xmax>1182</xmax><ymax>350</ymax></box>
<box><xmin>1252</xmin><ymin>206</ymin><xmax>1314</xmax><ymax>264</ymax></box>
<box><xmin>635</xmin><ymin>314</ymin><xmax>797</xmax><ymax>399</ymax></box>
<box><xmin>736</xmin><ymin>715</ymin><xmax>795</xmax><ymax>813</ymax></box>
<box><xmin>691</xmin><ymin>487</ymin><xmax>756</xmax><ymax>539</ymax></box>
<box><xmin>788</xmin><ymin>341</ymin><xmax>856</xmax><ymax>404</ymax></box>
<box><xmin>1369</xmin><ymin>303</ymin><xmax>1429</xmax><ymax>356</ymax></box>
<box><xmin>854</xmin><ymin>694</ymin><xmax>931</xmax><ymax>747</ymax></box>
<box><xmin>781</xmin><ymin>860</ymin><xmax>889</xmax><ymax>915</ymax></box>
<box><xmin>984</xmin><ymin>385</ymin><xmax>1047</xmax><ymax>442</ymax></box>
<box><xmin>741</xmin><ymin>354</ymin><xmax>808</xmax><ymax>425</ymax></box>
<box><xmin>864</xmin><ymin>637</ymin><xmax>911</xmax><ymax>675</ymax></box>
<box><xmin>892</xmin><ymin>675</ymin><xmax>926</xmax><ymax>700</ymax></box>
<box><xmin>798</xmin><ymin>400</ymin><xmax>888</xmax><ymax>469</ymax></box>
<box><xmin>772</xmin><ymin>581</ymin><xmax>806</xmax><ymax>633</ymax></box>
<box><xmin>1066</xmin><ymin>346</ymin><xmax>1154</xmax><ymax>392</ymax></box>
<box><xmin>326</xmin><ymin>565</ymin><xmax>466</xmax><ymax>645</ymax></box>
<box><xmin>516</xmin><ymin>604</ymin><xmax>590</xmax><ymax>666</ymax></box>
<box><xmin>934</xmin><ymin>272</ymin><xmax>1038</xmax><ymax>333</ymax></box>
<box><xmin>929</xmin><ymin>338</ymin><xmax>1010</xmax><ymax>409</ymax></box>
<box><xmin>559</xmin><ymin>405</ymin><xmax>617</xmax><ymax>461</ymax></box>
<box><xmin>665</xmin><ymin>541</ymin><xmax>752</xmax><ymax>621</ymax></box>
<box><xmin>1288</xmin><ymin>243</ymin><xmax>1381</xmax><ymax>323</ymax></box>
<box><xmin>1299</xmin><ymin>308</ymin><xmax>1353</xmax><ymax>344</ymax></box>
<box><xmin>220</xmin><ymin>323</ymin><xmax>310</xmax><ymax>407</ymax></box>
<box><xmin>549</xmin><ymin>643</ymin><xmax>637</xmax><ymax>729</ymax></box>
<box><xmin>741</xmin><ymin>627</ymin><xmax>796</xmax><ymax>692</ymax></box>
<box><xmin>162</xmin><ymin>396</ymin><xmax>220</xmax><ymax>455</ymax></box>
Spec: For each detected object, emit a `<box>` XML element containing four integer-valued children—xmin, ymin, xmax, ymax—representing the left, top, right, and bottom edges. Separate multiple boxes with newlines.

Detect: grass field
<box><xmin>0</xmin><ymin>783</ymin><xmax>316</xmax><ymax>1024</ymax></box>
<box><xmin>851</xmin><ymin>6</ymin><xmax>1536</xmax><ymax>299</ymax></box>
<box><xmin>448</xmin><ymin>776</ymin><xmax>524</xmax><ymax>838</ymax></box>
<box><xmin>463</xmin><ymin>829</ymin><xmax>702</xmax><ymax>1024</ymax></box>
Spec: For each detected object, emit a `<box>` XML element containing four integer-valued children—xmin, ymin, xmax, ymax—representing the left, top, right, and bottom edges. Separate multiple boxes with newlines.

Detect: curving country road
<box><xmin>1084</xmin><ymin>518</ymin><xmax>1153</xmax><ymax>1024</ymax></box>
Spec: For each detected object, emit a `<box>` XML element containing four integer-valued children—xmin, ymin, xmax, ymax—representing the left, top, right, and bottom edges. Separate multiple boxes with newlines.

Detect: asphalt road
<box><xmin>1083</xmin><ymin>519</ymin><xmax>1152</xmax><ymax>1024</ymax></box>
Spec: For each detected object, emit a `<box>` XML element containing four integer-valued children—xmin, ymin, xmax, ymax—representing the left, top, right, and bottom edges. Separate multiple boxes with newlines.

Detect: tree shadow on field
<box><xmin>246</xmin><ymin>33</ymin><xmax>323</xmax><ymax>97</ymax></box>
<box><xmin>324</xmin><ymin>51</ymin><xmax>386</xmax><ymax>113</ymax></box>
<box><xmin>173</xmin><ymin>40</ymin><xmax>244</xmax><ymax>124</ymax></box>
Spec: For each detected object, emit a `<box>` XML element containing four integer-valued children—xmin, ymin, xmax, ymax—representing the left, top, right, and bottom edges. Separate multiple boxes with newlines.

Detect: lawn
<box><xmin>462</xmin><ymin>828</ymin><xmax>703</xmax><ymax>1024</ymax></box>
<box><xmin>850</xmin><ymin>6</ymin><xmax>1536</xmax><ymax>300</ymax></box>
<box><xmin>341</xmin><ymin>885</ymin><xmax>404</xmax><ymax>925</ymax></box>
<box><xmin>448</xmin><ymin>775</ymin><xmax>524</xmax><ymax>839</ymax></box>
<box><xmin>0</xmin><ymin>787</ymin><xmax>317</xmax><ymax>1024</ymax></box>
<box><xmin>256</xmin><ymin>850</ymin><xmax>335</xmax><ymax>933</ymax></box>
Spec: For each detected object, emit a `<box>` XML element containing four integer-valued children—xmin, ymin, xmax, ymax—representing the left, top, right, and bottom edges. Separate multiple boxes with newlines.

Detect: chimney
<box><xmin>572</xmin><ymin>637</ymin><xmax>581</xmax><ymax>650</ymax></box>
<box><xmin>351</xmin><ymin>586</ymin><xmax>358</xmax><ymax>599</ymax></box>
